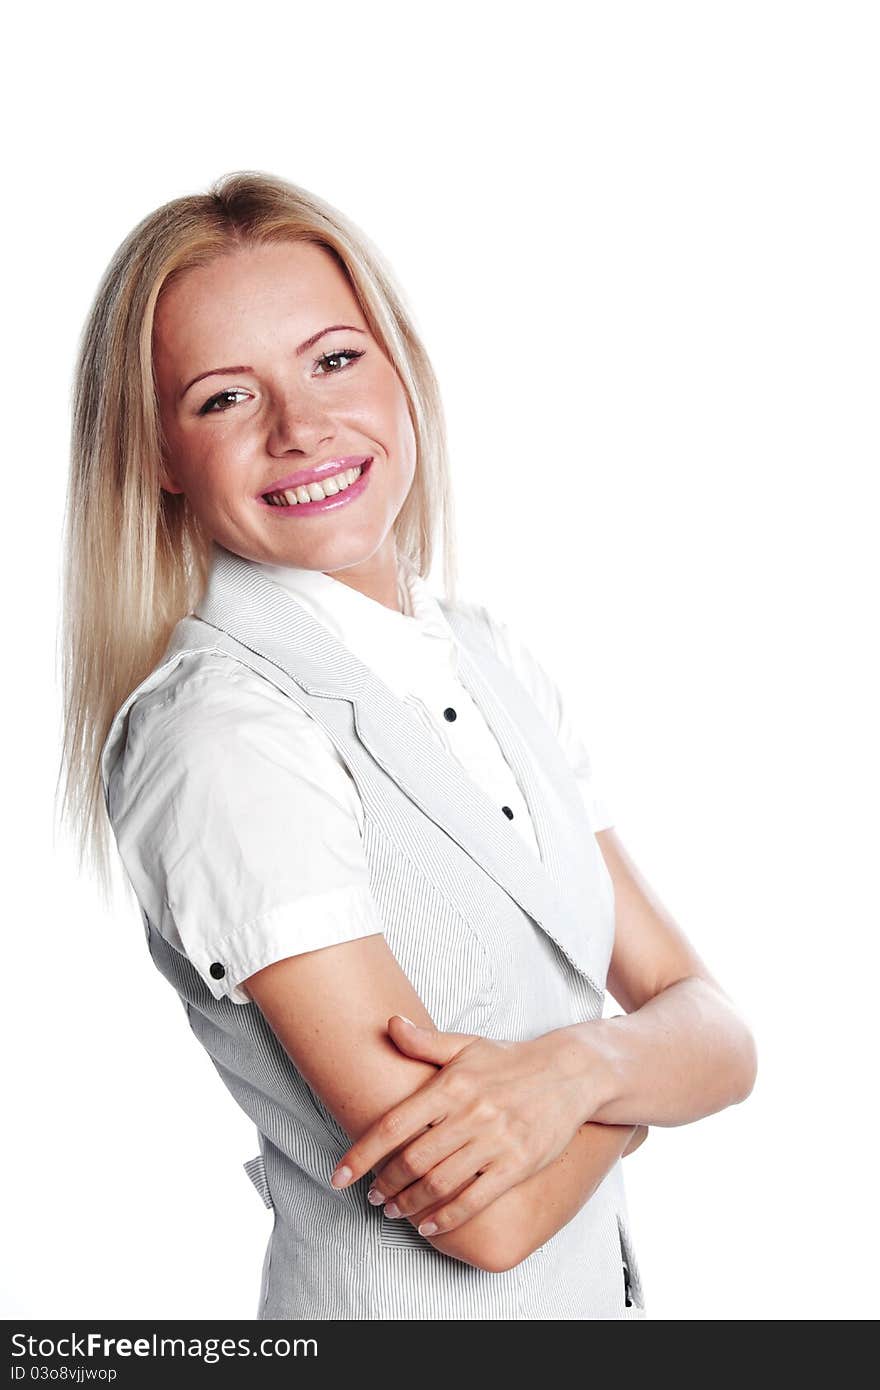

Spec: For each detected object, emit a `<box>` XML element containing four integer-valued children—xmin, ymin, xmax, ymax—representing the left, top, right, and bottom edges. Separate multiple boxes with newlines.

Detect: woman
<box><xmin>59</xmin><ymin>170</ymin><xmax>758</xmax><ymax>1320</ymax></box>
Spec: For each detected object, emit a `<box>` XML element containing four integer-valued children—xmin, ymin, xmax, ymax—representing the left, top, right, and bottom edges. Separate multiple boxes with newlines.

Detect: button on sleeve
<box><xmin>107</xmin><ymin>661</ymin><xmax>384</xmax><ymax>1005</ymax></box>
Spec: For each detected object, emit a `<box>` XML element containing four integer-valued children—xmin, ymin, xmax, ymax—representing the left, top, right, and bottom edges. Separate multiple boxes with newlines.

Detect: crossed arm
<box><xmin>244</xmin><ymin>828</ymin><xmax>758</xmax><ymax>1273</ymax></box>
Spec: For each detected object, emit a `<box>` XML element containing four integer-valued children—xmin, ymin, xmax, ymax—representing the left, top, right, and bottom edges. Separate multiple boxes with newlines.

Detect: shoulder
<box><xmin>119</xmin><ymin>647</ymin><xmax>324</xmax><ymax>760</ymax></box>
<box><xmin>440</xmin><ymin>595</ymin><xmax>518</xmax><ymax>667</ymax></box>
<box><xmin>443</xmin><ymin>592</ymin><xmax>615</xmax><ymax>832</ymax></box>
<box><xmin>125</xmin><ymin>648</ymin><xmax>302</xmax><ymax>736</ymax></box>
<box><xmin>102</xmin><ymin>651</ymin><xmax>380</xmax><ymax>1008</ymax></box>
<box><xmin>441</xmin><ymin>595</ymin><xmax>561</xmax><ymax>725</ymax></box>
<box><xmin>105</xmin><ymin>647</ymin><xmax>354</xmax><ymax>823</ymax></box>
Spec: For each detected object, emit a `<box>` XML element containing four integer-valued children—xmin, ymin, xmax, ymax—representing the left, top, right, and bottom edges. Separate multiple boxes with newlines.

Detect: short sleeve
<box><xmin>105</xmin><ymin>656</ymin><xmax>385</xmax><ymax>1005</ymax></box>
<box><xmin>474</xmin><ymin>606</ymin><xmax>615</xmax><ymax>833</ymax></box>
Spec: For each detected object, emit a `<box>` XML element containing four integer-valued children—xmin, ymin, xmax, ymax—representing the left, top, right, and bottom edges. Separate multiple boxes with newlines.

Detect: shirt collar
<box><xmin>248</xmin><ymin>551</ymin><xmax>459</xmax><ymax>700</ymax></box>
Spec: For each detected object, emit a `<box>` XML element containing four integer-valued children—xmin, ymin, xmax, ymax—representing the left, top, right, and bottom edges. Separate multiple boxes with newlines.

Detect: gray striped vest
<box><xmin>101</xmin><ymin>542</ymin><xmax>647</xmax><ymax>1320</ymax></box>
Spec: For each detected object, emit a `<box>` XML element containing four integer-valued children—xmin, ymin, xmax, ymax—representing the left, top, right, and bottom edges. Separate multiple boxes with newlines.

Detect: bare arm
<box><xmin>327</xmin><ymin>824</ymin><xmax>756</xmax><ymax>1259</ymax></box>
<box><xmin>405</xmin><ymin>1118</ymin><xmax>647</xmax><ymax>1271</ymax></box>
<box><xmin>243</xmin><ymin>932</ymin><xmax>645</xmax><ymax>1274</ymax></box>
<box><xmin>559</xmin><ymin>829</ymin><xmax>759</xmax><ymax>1127</ymax></box>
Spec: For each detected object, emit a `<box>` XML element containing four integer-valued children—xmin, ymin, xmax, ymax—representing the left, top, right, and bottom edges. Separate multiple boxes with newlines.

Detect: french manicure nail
<box><xmin>384</xmin><ymin>1201</ymin><xmax>402</xmax><ymax>1218</ymax></box>
<box><xmin>367</xmin><ymin>1187</ymin><xmax>385</xmax><ymax>1205</ymax></box>
<box><xmin>331</xmin><ymin>1165</ymin><xmax>352</xmax><ymax>1188</ymax></box>
<box><xmin>419</xmin><ymin>1221</ymin><xmax>438</xmax><ymax>1236</ymax></box>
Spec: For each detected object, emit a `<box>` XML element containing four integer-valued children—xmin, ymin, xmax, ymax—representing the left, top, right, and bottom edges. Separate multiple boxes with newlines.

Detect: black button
<box><xmin>501</xmin><ymin>805</ymin><xmax>514</xmax><ymax>819</ymax></box>
<box><xmin>209</xmin><ymin>962</ymin><xmax>226</xmax><ymax>980</ymax></box>
<box><xmin>443</xmin><ymin>707</ymin><xmax>457</xmax><ymax>721</ymax></box>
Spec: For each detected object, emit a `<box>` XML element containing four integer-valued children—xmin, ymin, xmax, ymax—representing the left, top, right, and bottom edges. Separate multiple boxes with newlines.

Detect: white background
<box><xmin>3</xmin><ymin>0</ymin><xmax>877</xmax><ymax>1321</ymax></box>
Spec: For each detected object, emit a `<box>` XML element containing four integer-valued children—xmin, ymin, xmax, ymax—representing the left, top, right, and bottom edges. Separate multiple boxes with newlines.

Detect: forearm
<box><xmin>494</xmin><ymin>1117</ymin><xmax>640</xmax><ymax>1266</ymax></box>
<box><xmin>414</xmin><ymin>1118</ymin><xmax>640</xmax><ymax>1272</ymax></box>
<box><xmin>564</xmin><ymin>974</ymin><xmax>758</xmax><ymax>1127</ymax></box>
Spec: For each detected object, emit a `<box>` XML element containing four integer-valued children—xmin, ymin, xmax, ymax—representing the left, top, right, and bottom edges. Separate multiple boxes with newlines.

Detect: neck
<box><xmin>324</xmin><ymin>540</ymin><xmax>404</xmax><ymax>614</ymax></box>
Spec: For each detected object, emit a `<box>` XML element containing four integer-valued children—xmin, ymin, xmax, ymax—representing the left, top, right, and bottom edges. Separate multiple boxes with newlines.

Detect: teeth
<box><xmin>265</xmin><ymin>465</ymin><xmax>363</xmax><ymax>507</ymax></box>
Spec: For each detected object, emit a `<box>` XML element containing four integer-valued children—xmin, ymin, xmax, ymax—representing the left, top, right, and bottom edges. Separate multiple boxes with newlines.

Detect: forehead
<box><xmin>153</xmin><ymin>241</ymin><xmax>362</xmax><ymax>363</ymax></box>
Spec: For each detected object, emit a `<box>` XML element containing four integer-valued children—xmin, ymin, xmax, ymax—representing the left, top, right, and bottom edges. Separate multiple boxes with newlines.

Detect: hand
<box><xmin>330</xmin><ymin>1015</ymin><xmax>611</xmax><ymax>1235</ymax></box>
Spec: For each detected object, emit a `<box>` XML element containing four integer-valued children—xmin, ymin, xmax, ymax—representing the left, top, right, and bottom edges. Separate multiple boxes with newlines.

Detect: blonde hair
<box><xmin>57</xmin><ymin>170</ymin><xmax>458</xmax><ymax>903</ymax></box>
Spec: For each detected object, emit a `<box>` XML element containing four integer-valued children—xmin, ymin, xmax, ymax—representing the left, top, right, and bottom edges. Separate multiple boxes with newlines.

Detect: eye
<box><xmin>313</xmin><ymin>347</ymin><xmax>366</xmax><ymax>375</ymax></box>
<box><xmin>198</xmin><ymin>388</ymin><xmax>250</xmax><ymax>416</ymax></box>
<box><xmin>196</xmin><ymin>346</ymin><xmax>365</xmax><ymax>416</ymax></box>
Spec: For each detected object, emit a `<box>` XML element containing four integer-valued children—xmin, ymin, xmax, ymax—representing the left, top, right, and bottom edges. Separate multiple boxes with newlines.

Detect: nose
<box><xmin>266</xmin><ymin>391</ymin><xmax>334</xmax><ymax>458</ymax></box>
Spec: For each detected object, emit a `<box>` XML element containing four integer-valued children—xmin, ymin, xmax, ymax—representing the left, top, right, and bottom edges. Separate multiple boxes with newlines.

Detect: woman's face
<box><xmin>152</xmin><ymin>240</ymin><xmax>417</xmax><ymax>589</ymax></box>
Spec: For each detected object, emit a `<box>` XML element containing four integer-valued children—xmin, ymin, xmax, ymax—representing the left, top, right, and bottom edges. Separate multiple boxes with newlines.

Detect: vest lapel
<box><xmin>193</xmin><ymin>543</ymin><xmax>611</xmax><ymax>997</ymax></box>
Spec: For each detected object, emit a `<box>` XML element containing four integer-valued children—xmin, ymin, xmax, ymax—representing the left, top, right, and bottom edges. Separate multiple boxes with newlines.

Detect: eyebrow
<box><xmin>178</xmin><ymin>324</ymin><xmax>368</xmax><ymax>401</ymax></box>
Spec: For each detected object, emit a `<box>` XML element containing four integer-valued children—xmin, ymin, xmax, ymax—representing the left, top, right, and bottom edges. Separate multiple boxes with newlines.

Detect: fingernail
<box><xmin>384</xmin><ymin>1201</ymin><xmax>402</xmax><ymax>1218</ymax></box>
<box><xmin>418</xmin><ymin>1221</ymin><xmax>438</xmax><ymax>1236</ymax></box>
<box><xmin>396</xmin><ymin>1015</ymin><xmax>416</xmax><ymax>1026</ymax></box>
<box><xmin>367</xmin><ymin>1187</ymin><xmax>385</xmax><ymax>1206</ymax></box>
<box><xmin>331</xmin><ymin>1165</ymin><xmax>352</xmax><ymax>1188</ymax></box>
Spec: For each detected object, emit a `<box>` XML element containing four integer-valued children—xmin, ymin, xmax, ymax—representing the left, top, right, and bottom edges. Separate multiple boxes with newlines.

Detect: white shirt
<box><xmin>106</xmin><ymin>552</ymin><xmax>613</xmax><ymax>1005</ymax></box>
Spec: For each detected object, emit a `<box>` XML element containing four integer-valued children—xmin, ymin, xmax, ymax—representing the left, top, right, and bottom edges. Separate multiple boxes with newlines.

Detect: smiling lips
<box><xmin>258</xmin><ymin>455</ymin><xmax>373</xmax><ymax>512</ymax></box>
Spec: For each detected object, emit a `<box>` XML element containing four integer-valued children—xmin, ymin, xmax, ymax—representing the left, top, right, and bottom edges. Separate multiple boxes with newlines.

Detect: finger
<box><xmin>364</xmin><ymin>1117</ymin><xmax>478</xmax><ymax>1206</ymax></box>
<box><xmin>366</xmin><ymin>1116</ymin><xmax>470</xmax><ymax>1203</ymax></box>
<box><xmin>407</xmin><ymin>1163</ymin><xmax>518</xmax><ymax>1238</ymax></box>
<box><xmin>380</xmin><ymin>1139</ymin><xmax>497</xmax><ymax>1222</ymax></box>
<box><xmin>364</xmin><ymin>1125</ymin><xmax>435</xmax><ymax>1203</ymax></box>
<box><xmin>330</xmin><ymin>1091</ymin><xmax>448</xmax><ymax>1189</ymax></box>
<box><xmin>405</xmin><ymin>1172</ymin><xmax>482</xmax><ymax>1228</ymax></box>
<box><xmin>386</xmin><ymin>1016</ymin><xmax>477</xmax><ymax>1066</ymax></box>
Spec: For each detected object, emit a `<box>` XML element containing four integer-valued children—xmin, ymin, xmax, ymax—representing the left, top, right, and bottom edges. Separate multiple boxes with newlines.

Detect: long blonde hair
<box><xmin>57</xmin><ymin>170</ymin><xmax>458</xmax><ymax>903</ymax></box>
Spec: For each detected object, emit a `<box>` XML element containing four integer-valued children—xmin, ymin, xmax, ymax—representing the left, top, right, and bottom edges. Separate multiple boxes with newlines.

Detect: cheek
<box><xmin>181</xmin><ymin>423</ymin><xmax>243</xmax><ymax>479</ymax></box>
<box><xmin>381</xmin><ymin>381</ymin><xmax>417</xmax><ymax>459</ymax></box>
<box><xmin>362</xmin><ymin>366</ymin><xmax>413</xmax><ymax>441</ymax></box>
<box><xmin>397</xmin><ymin>413</ymin><xmax>417</xmax><ymax>482</ymax></box>
<box><xmin>171</xmin><ymin>441</ymin><xmax>235</xmax><ymax>510</ymax></box>
<box><xmin>176</xmin><ymin>447</ymin><xmax>213</xmax><ymax>497</ymax></box>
